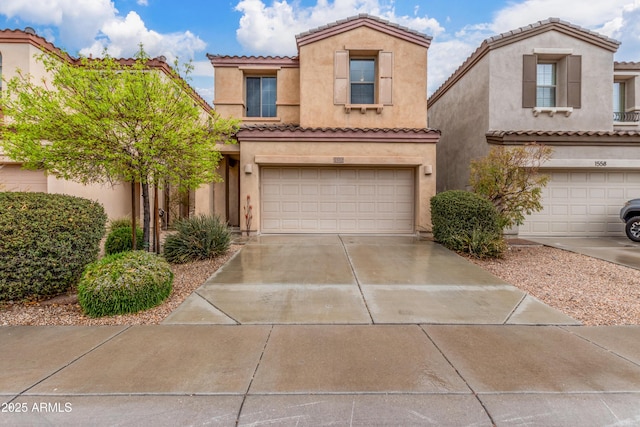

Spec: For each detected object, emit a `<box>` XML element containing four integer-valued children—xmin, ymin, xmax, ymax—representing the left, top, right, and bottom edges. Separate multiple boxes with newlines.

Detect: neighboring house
<box><xmin>428</xmin><ymin>18</ymin><xmax>640</xmax><ymax>237</ymax></box>
<box><xmin>208</xmin><ymin>14</ymin><xmax>439</xmax><ymax>235</ymax></box>
<box><xmin>0</xmin><ymin>28</ymin><xmax>211</xmax><ymax>224</ymax></box>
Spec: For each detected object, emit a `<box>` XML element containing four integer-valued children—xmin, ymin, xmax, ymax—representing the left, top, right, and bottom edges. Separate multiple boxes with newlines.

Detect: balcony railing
<box><xmin>613</xmin><ymin>111</ymin><xmax>640</xmax><ymax>122</ymax></box>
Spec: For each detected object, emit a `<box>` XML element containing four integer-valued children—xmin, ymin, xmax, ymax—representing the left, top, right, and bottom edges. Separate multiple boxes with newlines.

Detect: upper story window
<box><xmin>349</xmin><ymin>58</ymin><xmax>375</xmax><ymax>104</ymax></box>
<box><xmin>334</xmin><ymin>50</ymin><xmax>393</xmax><ymax>112</ymax></box>
<box><xmin>245</xmin><ymin>76</ymin><xmax>276</xmax><ymax>117</ymax></box>
<box><xmin>536</xmin><ymin>63</ymin><xmax>556</xmax><ymax>107</ymax></box>
<box><xmin>523</xmin><ymin>52</ymin><xmax>581</xmax><ymax>113</ymax></box>
<box><xmin>0</xmin><ymin>52</ymin><xmax>3</xmax><ymax>92</ymax></box>
<box><xmin>613</xmin><ymin>81</ymin><xmax>625</xmax><ymax>114</ymax></box>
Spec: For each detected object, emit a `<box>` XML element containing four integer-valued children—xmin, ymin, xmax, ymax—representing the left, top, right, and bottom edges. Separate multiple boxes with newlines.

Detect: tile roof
<box><xmin>428</xmin><ymin>18</ymin><xmax>621</xmax><ymax>106</ymax></box>
<box><xmin>236</xmin><ymin>124</ymin><xmax>440</xmax><ymax>142</ymax></box>
<box><xmin>1</xmin><ymin>28</ymin><xmax>212</xmax><ymax>112</ymax></box>
<box><xmin>486</xmin><ymin>129</ymin><xmax>640</xmax><ymax>145</ymax></box>
<box><xmin>207</xmin><ymin>54</ymin><xmax>299</xmax><ymax>67</ymax></box>
<box><xmin>296</xmin><ymin>14</ymin><xmax>432</xmax><ymax>49</ymax></box>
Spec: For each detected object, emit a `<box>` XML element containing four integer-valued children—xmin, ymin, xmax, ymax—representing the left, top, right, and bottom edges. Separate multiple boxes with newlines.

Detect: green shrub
<box><xmin>430</xmin><ymin>190</ymin><xmax>504</xmax><ymax>258</ymax></box>
<box><xmin>0</xmin><ymin>192</ymin><xmax>107</xmax><ymax>301</ymax></box>
<box><xmin>78</xmin><ymin>251</ymin><xmax>173</xmax><ymax>317</ymax></box>
<box><xmin>108</xmin><ymin>217</ymin><xmax>133</xmax><ymax>232</ymax></box>
<box><xmin>163</xmin><ymin>214</ymin><xmax>230</xmax><ymax>264</ymax></box>
<box><xmin>104</xmin><ymin>225</ymin><xmax>144</xmax><ymax>255</ymax></box>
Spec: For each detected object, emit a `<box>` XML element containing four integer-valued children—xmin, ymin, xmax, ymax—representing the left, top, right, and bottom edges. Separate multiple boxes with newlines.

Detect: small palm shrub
<box><xmin>104</xmin><ymin>225</ymin><xmax>144</xmax><ymax>255</ymax></box>
<box><xmin>0</xmin><ymin>192</ymin><xmax>106</xmax><ymax>301</ymax></box>
<box><xmin>78</xmin><ymin>251</ymin><xmax>173</xmax><ymax>317</ymax></box>
<box><xmin>431</xmin><ymin>190</ymin><xmax>505</xmax><ymax>258</ymax></box>
<box><xmin>163</xmin><ymin>214</ymin><xmax>231</xmax><ymax>264</ymax></box>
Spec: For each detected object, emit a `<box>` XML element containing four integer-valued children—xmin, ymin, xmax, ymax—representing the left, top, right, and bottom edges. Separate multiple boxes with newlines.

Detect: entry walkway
<box><xmin>164</xmin><ymin>235</ymin><xmax>577</xmax><ymax>325</ymax></box>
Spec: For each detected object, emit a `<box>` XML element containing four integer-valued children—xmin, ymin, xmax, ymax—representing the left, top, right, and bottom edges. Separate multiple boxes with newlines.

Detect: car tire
<box><xmin>625</xmin><ymin>216</ymin><xmax>640</xmax><ymax>242</ymax></box>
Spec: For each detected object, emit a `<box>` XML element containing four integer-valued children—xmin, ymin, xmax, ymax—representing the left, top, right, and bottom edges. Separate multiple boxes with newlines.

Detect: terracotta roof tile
<box><xmin>236</xmin><ymin>124</ymin><xmax>440</xmax><ymax>142</ymax></box>
<box><xmin>295</xmin><ymin>14</ymin><xmax>432</xmax><ymax>49</ymax></box>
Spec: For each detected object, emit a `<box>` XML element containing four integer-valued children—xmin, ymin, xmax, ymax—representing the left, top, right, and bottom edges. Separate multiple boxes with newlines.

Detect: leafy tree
<box><xmin>0</xmin><ymin>46</ymin><xmax>239</xmax><ymax>249</ymax></box>
<box><xmin>469</xmin><ymin>143</ymin><xmax>553</xmax><ymax>229</ymax></box>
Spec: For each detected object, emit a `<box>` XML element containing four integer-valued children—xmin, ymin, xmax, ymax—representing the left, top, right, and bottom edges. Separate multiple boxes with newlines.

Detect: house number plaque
<box><xmin>334</xmin><ymin>157</ymin><xmax>345</xmax><ymax>164</ymax></box>
<box><xmin>594</xmin><ymin>161</ymin><xmax>607</xmax><ymax>167</ymax></box>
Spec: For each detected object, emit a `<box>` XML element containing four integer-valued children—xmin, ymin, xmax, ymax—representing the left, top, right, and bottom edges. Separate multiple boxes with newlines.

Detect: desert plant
<box><xmin>430</xmin><ymin>190</ymin><xmax>504</xmax><ymax>258</ymax></box>
<box><xmin>0</xmin><ymin>192</ymin><xmax>107</xmax><ymax>301</ymax></box>
<box><xmin>104</xmin><ymin>225</ymin><xmax>144</xmax><ymax>255</ymax></box>
<box><xmin>469</xmin><ymin>143</ymin><xmax>552</xmax><ymax>229</ymax></box>
<box><xmin>163</xmin><ymin>214</ymin><xmax>231</xmax><ymax>264</ymax></box>
<box><xmin>78</xmin><ymin>250</ymin><xmax>173</xmax><ymax>317</ymax></box>
<box><xmin>452</xmin><ymin>228</ymin><xmax>506</xmax><ymax>259</ymax></box>
<box><xmin>107</xmin><ymin>217</ymin><xmax>133</xmax><ymax>232</ymax></box>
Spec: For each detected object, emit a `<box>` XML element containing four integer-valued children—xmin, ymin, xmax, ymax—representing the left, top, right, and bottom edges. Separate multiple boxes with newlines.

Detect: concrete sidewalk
<box><xmin>527</xmin><ymin>236</ymin><xmax>640</xmax><ymax>270</ymax></box>
<box><xmin>2</xmin><ymin>235</ymin><xmax>639</xmax><ymax>426</ymax></box>
<box><xmin>1</xmin><ymin>324</ymin><xmax>640</xmax><ymax>426</ymax></box>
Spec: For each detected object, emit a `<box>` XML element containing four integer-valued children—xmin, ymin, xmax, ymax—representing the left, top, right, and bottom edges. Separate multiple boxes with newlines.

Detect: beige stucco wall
<box><xmin>239</xmin><ymin>140</ymin><xmax>436</xmax><ymax>233</ymax></box>
<box><xmin>298</xmin><ymin>26</ymin><xmax>428</xmax><ymax>129</ymax></box>
<box><xmin>0</xmin><ymin>42</ymin><xmax>49</xmax><ymax>84</ymax></box>
<box><xmin>47</xmin><ymin>176</ymin><xmax>132</xmax><ymax>220</ymax></box>
<box><xmin>429</xmin><ymin>55</ymin><xmax>491</xmax><ymax>192</ymax></box>
<box><xmin>213</xmin><ymin>66</ymin><xmax>300</xmax><ymax>125</ymax></box>
<box><xmin>488</xmin><ymin>31</ymin><xmax>615</xmax><ymax>131</ymax></box>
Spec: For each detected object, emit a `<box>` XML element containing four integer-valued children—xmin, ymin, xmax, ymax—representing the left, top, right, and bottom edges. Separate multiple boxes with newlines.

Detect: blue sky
<box><xmin>1</xmin><ymin>0</ymin><xmax>639</xmax><ymax>102</ymax></box>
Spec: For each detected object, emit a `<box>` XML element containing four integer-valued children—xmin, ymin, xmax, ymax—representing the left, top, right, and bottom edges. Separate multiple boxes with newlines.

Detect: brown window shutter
<box><xmin>522</xmin><ymin>54</ymin><xmax>537</xmax><ymax>108</ymax></box>
<box><xmin>379</xmin><ymin>51</ymin><xmax>393</xmax><ymax>105</ymax></box>
<box><xmin>567</xmin><ymin>55</ymin><xmax>581</xmax><ymax>109</ymax></box>
<box><xmin>334</xmin><ymin>50</ymin><xmax>349</xmax><ymax>105</ymax></box>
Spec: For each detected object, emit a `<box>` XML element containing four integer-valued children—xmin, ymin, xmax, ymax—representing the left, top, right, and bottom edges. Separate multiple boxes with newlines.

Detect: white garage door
<box><xmin>520</xmin><ymin>170</ymin><xmax>640</xmax><ymax>236</ymax></box>
<box><xmin>261</xmin><ymin>167</ymin><xmax>415</xmax><ymax>233</ymax></box>
<box><xmin>0</xmin><ymin>165</ymin><xmax>47</xmax><ymax>192</ymax></box>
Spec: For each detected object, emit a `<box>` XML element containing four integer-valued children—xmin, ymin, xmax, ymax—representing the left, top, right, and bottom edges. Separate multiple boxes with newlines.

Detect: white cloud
<box><xmin>79</xmin><ymin>11</ymin><xmax>205</xmax><ymax>62</ymax></box>
<box><xmin>0</xmin><ymin>0</ymin><xmax>117</xmax><ymax>49</ymax></box>
<box><xmin>490</xmin><ymin>0</ymin><xmax>632</xmax><ymax>33</ymax></box>
<box><xmin>234</xmin><ymin>0</ymin><xmax>444</xmax><ymax>55</ymax></box>
<box><xmin>0</xmin><ymin>0</ymin><xmax>206</xmax><ymax>63</ymax></box>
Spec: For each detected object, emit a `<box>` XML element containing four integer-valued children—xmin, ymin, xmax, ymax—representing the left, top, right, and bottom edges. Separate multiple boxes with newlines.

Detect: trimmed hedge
<box><xmin>104</xmin><ymin>225</ymin><xmax>144</xmax><ymax>255</ymax></box>
<box><xmin>431</xmin><ymin>190</ymin><xmax>505</xmax><ymax>258</ymax></box>
<box><xmin>0</xmin><ymin>192</ymin><xmax>107</xmax><ymax>301</ymax></box>
<box><xmin>163</xmin><ymin>214</ymin><xmax>231</xmax><ymax>264</ymax></box>
<box><xmin>78</xmin><ymin>251</ymin><xmax>173</xmax><ymax>317</ymax></box>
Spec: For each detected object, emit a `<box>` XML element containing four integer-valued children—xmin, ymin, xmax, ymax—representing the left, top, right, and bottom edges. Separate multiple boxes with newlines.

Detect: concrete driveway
<box><xmin>165</xmin><ymin>234</ymin><xmax>577</xmax><ymax>325</ymax></box>
<box><xmin>527</xmin><ymin>236</ymin><xmax>640</xmax><ymax>270</ymax></box>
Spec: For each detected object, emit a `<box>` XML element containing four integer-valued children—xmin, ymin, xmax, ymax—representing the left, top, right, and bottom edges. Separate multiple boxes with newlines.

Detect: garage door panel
<box><xmin>262</xmin><ymin>167</ymin><xmax>414</xmax><ymax>233</ymax></box>
<box><xmin>522</xmin><ymin>170</ymin><xmax>640</xmax><ymax>237</ymax></box>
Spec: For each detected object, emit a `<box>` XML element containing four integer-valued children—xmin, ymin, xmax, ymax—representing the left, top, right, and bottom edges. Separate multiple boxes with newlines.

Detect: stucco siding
<box><xmin>488</xmin><ymin>31</ymin><xmax>614</xmax><ymax>131</ymax></box>
<box><xmin>429</xmin><ymin>55</ymin><xmax>491</xmax><ymax>192</ymax></box>
<box><xmin>298</xmin><ymin>26</ymin><xmax>428</xmax><ymax>129</ymax></box>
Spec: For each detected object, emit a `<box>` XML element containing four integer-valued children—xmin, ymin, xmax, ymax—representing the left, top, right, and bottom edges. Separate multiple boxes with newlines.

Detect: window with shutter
<box><xmin>522</xmin><ymin>53</ymin><xmax>581</xmax><ymax>112</ymax></box>
<box><xmin>334</xmin><ymin>50</ymin><xmax>393</xmax><ymax>110</ymax></box>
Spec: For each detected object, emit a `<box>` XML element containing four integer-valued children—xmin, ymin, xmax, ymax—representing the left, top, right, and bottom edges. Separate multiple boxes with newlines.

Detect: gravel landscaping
<box><xmin>1</xmin><ymin>242</ymin><xmax>639</xmax><ymax>326</ymax></box>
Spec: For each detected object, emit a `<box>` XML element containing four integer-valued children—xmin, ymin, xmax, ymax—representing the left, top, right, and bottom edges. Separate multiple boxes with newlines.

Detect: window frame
<box><xmin>334</xmin><ymin>50</ymin><xmax>393</xmax><ymax>112</ymax></box>
<box><xmin>349</xmin><ymin>57</ymin><xmax>376</xmax><ymax>105</ymax></box>
<box><xmin>245</xmin><ymin>75</ymin><xmax>277</xmax><ymax>118</ymax></box>
<box><xmin>536</xmin><ymin>62</ymin><xmax>557</xmax><ymax>107</ymax></box>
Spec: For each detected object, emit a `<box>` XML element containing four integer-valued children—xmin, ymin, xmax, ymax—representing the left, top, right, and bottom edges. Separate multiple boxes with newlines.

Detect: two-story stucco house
<box><xmin>428</xmin><ymin>18</ymin><xmax>640</xmax><ymax>238</ymax></box>
<box><xmin>208</xmin><ymin>14</ymin><xmax>439</xmax><ymax>235</ymax></box>
<box><xmin>0</xmin><ymin>28</ymin><xmax>213</xmax><ymax>225</ymax></box>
